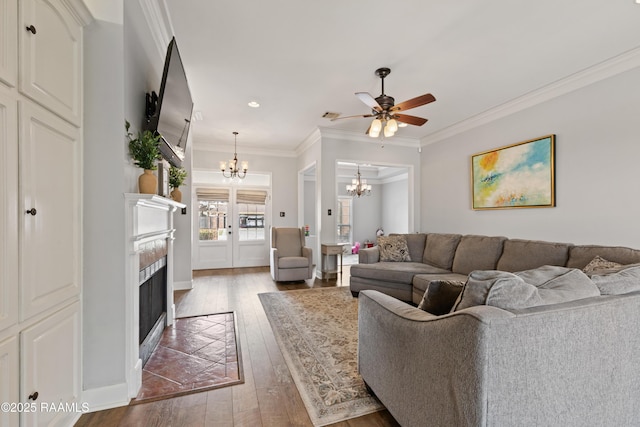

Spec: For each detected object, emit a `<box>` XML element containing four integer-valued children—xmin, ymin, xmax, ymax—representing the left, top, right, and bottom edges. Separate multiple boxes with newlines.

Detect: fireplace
<box><xmin>138</xmin><ymin>239</ymin><xmax>168</xmax><ymax>365</ymax></box>
<box><xmin>125</xmin><ymin>194</ymin><xmax>185</xmax><ymax>398</ymax></box>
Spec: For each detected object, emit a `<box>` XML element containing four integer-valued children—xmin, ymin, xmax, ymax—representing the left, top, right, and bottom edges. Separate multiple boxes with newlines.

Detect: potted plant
<box><xmin>168</xmin><ymin>165</ymin><xmax>187</xmax><ymax>203</ymax></box>
<box><xmin>126</xmin><ymin>120</ymin><xmax>162</xmax><ymax>194</ymax></box>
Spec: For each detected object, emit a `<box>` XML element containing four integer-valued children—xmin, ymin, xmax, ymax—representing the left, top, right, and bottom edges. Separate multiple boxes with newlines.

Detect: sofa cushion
<box><xmin>278</xmin><ymin>256</ymin><xmax>310</xmax><ymax>269</ymax></box>
<box><xmin>567</xmin><ymin>245</ymin><xmax>640</xmax><ymax>269</ymax></box>
<box><xmin>392</xmin><ymin>233</ymin><xmax>427</xmax><ymax>263</ymax></box>
<box><xmin>423</xmin><ymin>233</ymin><xmax>462</xmax><ymax>270</ymax></box>
<box><xmin>351</xmin><ymin>262</ymin><xmax>450</xmax><ymax>284</ymax></box>
<box><xmin>412</xmin><ymin>273</ymin><xmax>469</xmax><ymax>295</ymax></box>
<box><xmin>418</xmin><ymin>280</ymin><xmax>465</xmax><ymax>315</ymax></box>
<box><xmin>453</xmin><ymin>266</ymin><xmax>600</xmax><ymax>312</ymax></box>
<box><xmin>496</xmin><ymin>239</ymin><xmax>571</xmax><ymax>272</ymax></box>
<box><xmin>588</xmin><ymin>263</ymin><xmax>640</xmax><ymax>295</ymax></box>
<box><xmin>378</xmin><ymin>235</ymin><xmax>412</xmax><ymax>262</ymax></box>
<box><xmin>582</xmin><ymin>256</ymin><xmax>622</xmax><ymax>274</ymax></box>
<box><xmin>452</xmin><ymin>235</ymin><xmax>507</xmax><ymax>275</ymax></box>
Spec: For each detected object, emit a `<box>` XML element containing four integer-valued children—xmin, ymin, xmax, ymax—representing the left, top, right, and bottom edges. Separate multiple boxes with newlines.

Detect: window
<box><xmin>197</xmin><ymin>188</ymin><xmax>229</xmax><ymax>241</ymax></box>
<box><xmin>198</xmin><ymin>200</ymin><xmax>228</xmax><ymax>241</ymax></box>
<box><xmin>236</xmin><ymin>189</ymin><xmax>268</xmax><ymax>241</ymax></box>
<box><xmin>337</xmin><ymin>197</ymin><xmax>352</xmax><ymax>244</ymax></box>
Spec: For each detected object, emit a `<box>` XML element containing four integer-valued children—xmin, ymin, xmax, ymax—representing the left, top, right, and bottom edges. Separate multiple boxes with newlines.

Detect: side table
<box><xmin>319</xmin><ymin>243</ymin><xmax>343</xmax><ymax>280</ymax></box>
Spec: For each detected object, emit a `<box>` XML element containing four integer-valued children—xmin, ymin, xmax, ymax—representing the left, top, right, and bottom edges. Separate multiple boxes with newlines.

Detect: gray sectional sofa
<box><xmin>350</xmin><ymin>232</ymin><xmax>640</xmax><ymax>304</ymax></box>
<box><xmin>353</xmin><ymin>233</ymin><xmax>640</xmax><ymax>426</ymax></box>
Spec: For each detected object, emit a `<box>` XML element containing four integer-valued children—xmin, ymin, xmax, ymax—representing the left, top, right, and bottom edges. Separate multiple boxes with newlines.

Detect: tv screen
<box><xmin>146</xmin><ymin>37</ymin><xmax>193</xmax><ymax>167</ymax></box>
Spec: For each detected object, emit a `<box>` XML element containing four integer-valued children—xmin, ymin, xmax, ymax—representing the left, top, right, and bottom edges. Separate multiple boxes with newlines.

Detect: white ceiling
<box><xmin>163</xmin><ymin>0</ymin><xmax>640</xmax><ymax>153</ymax></box>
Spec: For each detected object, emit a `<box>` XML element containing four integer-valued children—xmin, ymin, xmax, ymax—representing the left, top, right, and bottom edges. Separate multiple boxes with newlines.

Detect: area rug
<box><xmin>259</xmin><ymin>287</ymin><xmax>384</xmax><ymax>426</ymax></box>
<box><xmin>132</xmin><ymin>311</ymin><xmax>243</xmax><ymax>404</ymax></box>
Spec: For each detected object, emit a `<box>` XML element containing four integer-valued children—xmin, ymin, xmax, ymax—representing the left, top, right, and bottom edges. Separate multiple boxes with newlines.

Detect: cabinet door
<box><xmin>0</xmin><ymin>0</ymin><xmax>18</xmax><ymax>87</ymax></box>
<box><xmin>0</xmin><ymin>89</ymin><xmax>18</xmax><ymax>331</ymax></box>
<box><xmin>21</xmin><ymin>302</ymin><xmax>81</xmax><ymax>427</ymax></box>
<box><xmin>20</xmin><ymin>101</ymin><xmax>80</xmax><ymax>320</ymax></box>
<box><xmin>19</xmin><ymin>0</ymin><xmax>81</xmax><ymax>126</ymax></box>
<box><xmin>0</xmin><ymin>335</ymin><xmax>19</xmax><ymax>427</ymax></box>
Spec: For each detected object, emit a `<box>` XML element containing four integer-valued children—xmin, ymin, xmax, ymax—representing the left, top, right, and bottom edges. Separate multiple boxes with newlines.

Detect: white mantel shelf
<box><xmin>123</xmin><ymin>192</ymin><xmax>185</xmax><ymax>398</ymax></box>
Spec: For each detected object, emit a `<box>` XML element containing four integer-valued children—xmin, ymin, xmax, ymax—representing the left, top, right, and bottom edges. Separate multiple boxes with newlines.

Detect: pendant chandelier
<box><xmin>220</xmin><ymin>131</ymin><xmax>248</xmax><ymax>180</ymax></box>
<box><xmin>346</xmin><ymin>165</ymin><xmax>371</xmax><ymax>197</ymax></box>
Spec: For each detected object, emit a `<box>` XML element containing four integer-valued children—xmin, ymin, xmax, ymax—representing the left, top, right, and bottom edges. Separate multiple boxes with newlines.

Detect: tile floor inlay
<box><xmin>131</xmin><ymin>312</ymin><xmax>243</xmax><ymax>404</ymax></box>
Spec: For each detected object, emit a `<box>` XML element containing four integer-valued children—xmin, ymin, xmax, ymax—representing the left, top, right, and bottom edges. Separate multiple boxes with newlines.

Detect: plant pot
<box><xmin>170</xmin><ymin>188</ymin><xmax>182</xmax><ymax>203</ymax></box>
<box><xmin>138</xmin><ymin>169</ymin><xmax>157</xmax><ymax>194</ymax></box>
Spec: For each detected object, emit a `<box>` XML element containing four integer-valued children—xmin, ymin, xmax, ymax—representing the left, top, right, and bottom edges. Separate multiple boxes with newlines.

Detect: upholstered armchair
<box><xmin>270</xmin><ymin>227</ymin><xmax>313</xmax><ymax>282</ymax></box>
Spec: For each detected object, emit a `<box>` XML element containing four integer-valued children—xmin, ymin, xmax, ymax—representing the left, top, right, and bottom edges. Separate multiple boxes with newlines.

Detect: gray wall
<box><xmin>382</xmin><ymin>177</ymin><xmax>409</xmax><ymax>235</ymax></box>
<box><xmin>83</xmin><ymin>19</ymin><xmax>126</xmax><ymax>390</ymax></box>
<box><xmin>421</xmin><ymin>66</ymin><xmax>640</xmax><ymax>247</ymax></box>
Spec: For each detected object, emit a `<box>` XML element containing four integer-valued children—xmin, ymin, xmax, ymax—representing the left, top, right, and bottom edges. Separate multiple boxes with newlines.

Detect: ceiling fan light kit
<box><xmin>332</xmin><ymin>67</ymin><xmax>436</xmax><ymax>139</ymax></box>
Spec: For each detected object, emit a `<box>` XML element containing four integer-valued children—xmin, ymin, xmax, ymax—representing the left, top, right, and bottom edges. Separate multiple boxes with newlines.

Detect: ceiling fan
<box><xmin>332</xmin><ymin>67</ymin><xmax>436</xmax><ymax>138</ymax></box>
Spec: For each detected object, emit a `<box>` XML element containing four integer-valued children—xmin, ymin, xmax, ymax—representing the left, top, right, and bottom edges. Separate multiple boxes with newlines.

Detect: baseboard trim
<box><xmin>174</xmin><ymin>279</ymin><xmax>193</xmax><ymax>290</ymax></box>
<box><xmin>82</xmin><ymin>382</ymin><xmax>130</xmax><ymax>413</ymax></box>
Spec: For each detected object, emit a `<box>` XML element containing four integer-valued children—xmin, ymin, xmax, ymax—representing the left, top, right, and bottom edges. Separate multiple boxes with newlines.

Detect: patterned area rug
<box><xmin>259</xmin><ymin>287</ymin><xmax>384</xmax><ymax>426</ymax></box>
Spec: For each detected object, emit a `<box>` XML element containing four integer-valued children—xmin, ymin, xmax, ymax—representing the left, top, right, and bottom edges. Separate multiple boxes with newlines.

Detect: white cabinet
<box><xmin>0</xmin><ymin>0</ymin><xmax>18</xmax><ymax>88</ymax></box>
<box><xmin>19</xmin><ymin>0</ymin><xmax>82</xmax><ymax>126</ymax></box>
<box><xmin>0</xmin><ymin>335</ymin><xmax>19</xmax><ymax>427</ymax></box>
<box><xmin>0</xmin><ymin>89</ymin><xmax>19</xmax><ymax>331</ymax></box>
<box><xmin>19</xmin><ymin>101</ymin><xmax>81</xmax><ymax>321</ymax></box>
<box><xmin>21</xmin><ymin>302</ymin><xmax>81</xmax><ymax>427</ymax></box>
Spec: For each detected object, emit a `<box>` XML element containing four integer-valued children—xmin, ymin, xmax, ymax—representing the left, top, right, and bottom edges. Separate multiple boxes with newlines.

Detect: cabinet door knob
<box><xmin>26</xmin><ymin>25</ymin><xmax>37</xmax><ymax>34</ymax></box>
<box><xmin>28</xmin><ymin>391</ymin><xmax>39</xmax><ymax>401</ymax></box>
<box><xmin>26</xmin><ymin>208</ymin><xmax>37</xmax><ymax>216</ymax></box>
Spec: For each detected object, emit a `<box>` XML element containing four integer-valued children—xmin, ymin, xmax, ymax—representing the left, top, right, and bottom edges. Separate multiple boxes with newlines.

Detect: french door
<box><xmin>194</xmin><ymin>186</ymin><xmax>270</xmax><ymax>269</ymax></box>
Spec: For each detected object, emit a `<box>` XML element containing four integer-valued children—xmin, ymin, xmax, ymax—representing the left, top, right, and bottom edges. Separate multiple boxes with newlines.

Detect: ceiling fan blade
<box><xmin>330</xmin><ymin>114</ymin><xmax>375</xmax><ymax>122</ymax></box>
<box><xmin>391</xmin><ymin>93</ymin><xmax>436</xmax><ymax>112</ymax></box>
<box><xmin>355</xmin><ymin>92</ymin><xmax>382</xmax><ymax>112</ymax></box>
<box><xmin>395</xmin><ymin>113</ymin><xmax>428</xmax><ymax>126</ymax></box>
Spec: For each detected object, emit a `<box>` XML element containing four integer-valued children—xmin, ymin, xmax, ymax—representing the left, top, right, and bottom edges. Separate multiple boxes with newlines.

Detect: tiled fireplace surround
<box><xmin>124</xmin><ymin>194</ymin><xmax>185</xmax><ymax>399</ymax></box>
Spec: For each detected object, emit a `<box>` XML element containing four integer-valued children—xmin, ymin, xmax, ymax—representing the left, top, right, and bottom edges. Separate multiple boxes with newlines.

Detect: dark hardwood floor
<box><xmin>75</xmin><ymin>265</ymin><xmax>400</xmax><ymax>427</ymax></box>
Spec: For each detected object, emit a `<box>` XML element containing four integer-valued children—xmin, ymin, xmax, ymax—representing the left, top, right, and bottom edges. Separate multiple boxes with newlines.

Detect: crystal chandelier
<box><xmin>220</xmin><ymin>131</ymin><xmax>248</xmax><ymax>180</ymax></box>
<box><xmin>346</xmin><ymin>165</ymin><xmax>371</xmax><ymax>197</ymax></box>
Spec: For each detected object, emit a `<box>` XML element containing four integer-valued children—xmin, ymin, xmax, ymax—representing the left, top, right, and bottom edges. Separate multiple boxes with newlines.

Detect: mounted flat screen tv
<box><xmin>146</xmin><ymin>37</ymin><xmax>193</xmax><ymax>167</ymax></box>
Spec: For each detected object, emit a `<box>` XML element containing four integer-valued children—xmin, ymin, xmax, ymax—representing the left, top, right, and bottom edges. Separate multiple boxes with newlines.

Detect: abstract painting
<box><xmin>471</xmin><ymin>135</ymin><xmax>555</xmax><ymax>210</ymax></box>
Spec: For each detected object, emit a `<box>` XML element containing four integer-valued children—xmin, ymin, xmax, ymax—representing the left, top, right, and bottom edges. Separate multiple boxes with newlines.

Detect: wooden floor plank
<box><xmin>75</xmin><ymin>266</ymin><xmax>398</xmax><ymax>427</ymax></box>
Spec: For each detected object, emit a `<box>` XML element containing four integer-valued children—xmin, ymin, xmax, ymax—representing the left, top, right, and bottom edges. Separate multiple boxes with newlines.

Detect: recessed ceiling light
<box><xmin>248</xmin><ymin>101</ymin><xmax>260</xmax><ymax>108</ymax></box>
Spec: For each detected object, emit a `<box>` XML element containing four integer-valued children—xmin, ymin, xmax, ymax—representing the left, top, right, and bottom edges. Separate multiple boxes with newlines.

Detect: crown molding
<box><xmin>421</xmin><ymin>46</ymin><xmax>640</xmax><ymax>146</ymax></box>
<box><xmin>295</xmin><ymin>128</ymin><xmax>322</xmax><ymax>156</ymax></box>
<box><xmin>318</xmin><ymin>126</ymin><xmax>420</xmax><ymax>148</ymax></box>
<box><xmin>138</xmin><ymin>0</ymin><xmax>173</xmax><ymax>59</ymax></box>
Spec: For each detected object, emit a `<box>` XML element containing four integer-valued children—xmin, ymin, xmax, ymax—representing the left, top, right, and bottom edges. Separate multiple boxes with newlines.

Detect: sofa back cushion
<box><xmin>453</xmin><ymin>266</ymin><xmax>600</xmax><ymax>312</ymax></box>
<box><xmin>566</xmin><ymin>245</ymin><xmax>640</xmax><ymax>269</ymax></box>
<box><xmin>496</xmin><ymin>239</ymin><xmax>572</xmax><ymax>272</ymax></box>
<box><xmin>423</xmin><ymin>233</ymin><xmax>462</xmax><ymax>270</ymax></box>
<box><xmin>391</xmin><ymin>233</ymin><xmax>427</xmax><ymax>263</ymax></box>
<box><xmin>452</xmin><ymin>235</ymin><xmax>507</xmax><ymax>275</ymax></box>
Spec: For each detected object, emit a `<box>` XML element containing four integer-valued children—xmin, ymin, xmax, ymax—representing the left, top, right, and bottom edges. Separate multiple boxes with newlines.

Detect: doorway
<box><xmin>192</xmin><ymin>171</ymin><xmax>271</xmax><ymax>269</ymax></box>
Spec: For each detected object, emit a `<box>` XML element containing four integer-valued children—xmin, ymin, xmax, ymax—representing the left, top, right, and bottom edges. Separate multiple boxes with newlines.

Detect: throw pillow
<box><xmin>452</xmin><ymin>266</ymin><xmax>600</xmax><ymax>312</ymax></box>
<box><xmin>589</xmin><ymin>263</ymin><xmax>640</xmax><ymax>295</ymax></box>
<box><xmin>377</xmin><ymin>235</ymin><xmax>412</xmax><ymax>262</ymax></box>
<box><xmin>418</xmin><ymin>280</ymin><xmax>465</xmax><ymax>315</ymax></box>
<box><xmin>582</xmin><ymin>255</ymin><xmax>622</xmax><ymax>274</ymax></box>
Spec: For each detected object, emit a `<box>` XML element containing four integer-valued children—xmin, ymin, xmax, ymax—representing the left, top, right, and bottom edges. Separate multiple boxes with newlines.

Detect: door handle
<box><xmin>228</xmin><ymin>225</ymin><xmax>232</xmax><ymax>234</ymax></box>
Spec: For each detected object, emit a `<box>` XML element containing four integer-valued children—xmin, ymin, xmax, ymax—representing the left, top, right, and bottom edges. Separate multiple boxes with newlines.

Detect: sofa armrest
<box><xmin>358</xmin><ymin>246</ymin><xmax>379</xmax><ymax>264</ymax></box>
<box><xmin>302</xmin><ymin>246</ymin><xmax>312</xmax><ymax>261</ymax></box>
<box><xmin>358</xmin><ymin>290</ymin><xmax>513</xmax><ymax>427</ymax></box>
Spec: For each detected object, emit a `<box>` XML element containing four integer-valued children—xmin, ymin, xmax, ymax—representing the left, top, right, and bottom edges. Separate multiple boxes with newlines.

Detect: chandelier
<box><xmin>346</xmin><ymin>165</ymin><xmax>371</xmax><ymax>197</ymax></box>
<box><xmin>220</xmin><ymin>131</ymin><xmax>248</xmax><ymax>180</ymax></box>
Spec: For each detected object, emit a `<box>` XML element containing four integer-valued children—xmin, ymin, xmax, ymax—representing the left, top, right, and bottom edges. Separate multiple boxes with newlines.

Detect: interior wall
<box><xmin>320</xmin><ymin>135</ymin><xmax>420</xmax><ymax>245</ymax></box>
<box><xmin>337</xmin><ymin>183</ymin><xmax>382</xmax><ymax>245</ymax></box>
<box><xmin>303</xmin><ymin>179</ymin><xmax>316</xmax><ymax>235</ymax></box>
<box><xmin>382</xmin><ymin>177</ymin><xmax>409</xmax><ymax>235</ymax></box>
<box><xmin>192</xmin><ymin>149</ymin><xmax>298</xmax><ymax>230</ymax></box>
<box><xmin>421</xmin><ymin>66</ymin><xmax>640</xmax><ymax>247</ymax></box>
<box><xmin>83</xmin><ymin>18</ymin><xmax>126</xmax><ymax>392</ymax></box>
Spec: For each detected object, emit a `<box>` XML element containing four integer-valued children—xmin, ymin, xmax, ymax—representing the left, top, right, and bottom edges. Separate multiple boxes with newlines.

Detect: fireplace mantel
<box><xmin>124</xmin><ymin>193</ymin><xmax>185</xmax><ymax>398</ymax></box>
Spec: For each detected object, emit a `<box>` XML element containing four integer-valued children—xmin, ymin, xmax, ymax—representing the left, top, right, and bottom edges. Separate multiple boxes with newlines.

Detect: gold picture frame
<box><xmin>471</xmin><ymin>135</ymin><xmax>555</xmax><ymax>210</ymax></box>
